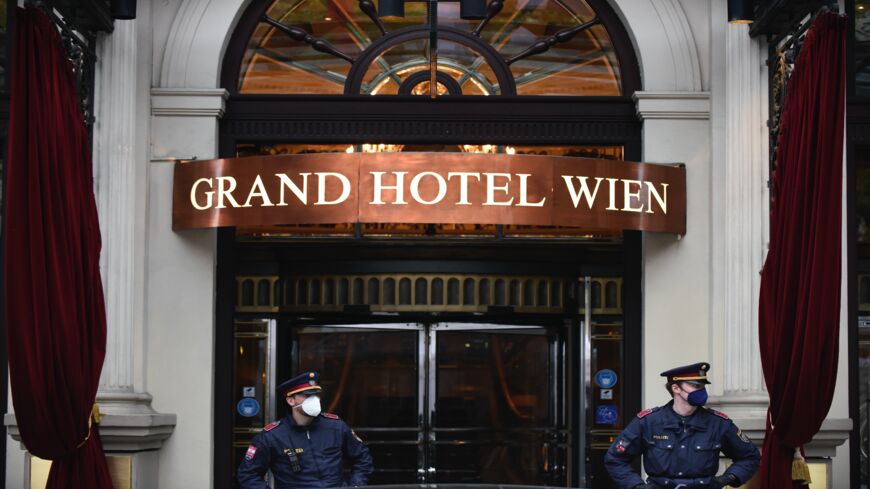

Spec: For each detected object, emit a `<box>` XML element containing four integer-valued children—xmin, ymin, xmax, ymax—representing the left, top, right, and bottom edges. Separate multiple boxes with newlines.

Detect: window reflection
<box><xmin>297</xmin><ymin>330</ymin><xmax>420</xmax><ymax>427</ymax></box>
<box><xmin>435</xmin><ymin>331</ymin><xmax>550</xmax><ymax>427</ymax></box>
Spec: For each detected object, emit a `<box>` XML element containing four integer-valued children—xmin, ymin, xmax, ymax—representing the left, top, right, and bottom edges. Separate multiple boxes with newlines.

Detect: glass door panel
<box><xmin>295</xmin><ymin>324</ymin><xmax>424</xmax><ymax>484</ymax></box>
<box><xmin>430</xmin><ymin>323</ymin><xmax>566</xmax><ymax>485</ymax></box>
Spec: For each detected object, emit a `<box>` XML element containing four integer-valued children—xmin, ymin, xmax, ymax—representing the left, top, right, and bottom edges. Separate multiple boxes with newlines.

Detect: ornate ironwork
<box><xmin>471</xmin><ymin>0</ymin><xmax>504</xmax><ymax>38</ymax></box>
<box><xmin>764</xmin><ymin>5</ymin><xmax>835</xmax><ymax>201</ymax></box>
<box><xmin>260</xmin><ymin>2</ymin><xmax>600</xmax><ymax>97</ymax></box>
<box><xmin>506</xmin><ymin>18</ymin><xmax>601</xmax><ymax>66</ymax></box>
<box><xmin>27</xmin><ymin>0</ymin><xmax>99</xmax><ymax>127</ymax></box>
<box><xmin>344</xmin><ymin>25</ymin><xmax>516</xmax><ymax>95</ymax></box>
<box><xmin>768</xmin><ymin>49</ymin><xmax>790</xmax><ymax>178</ymax></box>
<box><xmin>262</xmin><ymin>16</ymin><xmax>355</xmax><ymax>64</ymax></box>
<box><xmin>358</xmin><ymin>0</ymin><xmax>388</xmax><ymax>36</ymax></box>
<box><xmin>398</xmin><ymin>71</ymin><xmax>461</xmax><ymax>95</ymax></box>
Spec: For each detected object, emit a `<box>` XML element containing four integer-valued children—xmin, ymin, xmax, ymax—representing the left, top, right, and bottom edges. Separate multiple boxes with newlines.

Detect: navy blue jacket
<box><xmin>604</xmin><ymin>401</ymin><xmax>760</xmax><ymax>488</ymax></box>
<box><xmin>237</xmin><ymin>413</ymin><xmax>373</xmax><ymax>489</ymax></box>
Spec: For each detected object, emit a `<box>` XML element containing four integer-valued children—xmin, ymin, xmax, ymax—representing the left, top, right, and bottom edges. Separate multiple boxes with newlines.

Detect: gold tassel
<box><xmin>91</xmin><ymin>402</ymin><xmax>102</xmax><ymax>424</ymax></box>
<box><xmin>792</xmin><ymin>448</ymin><xmax>812</xmax><ymax>484</ymax></box>
<box><xmin>74</xmin><ymin>404</ymin><xmax>102</xmax><ymax>449</ymax></box>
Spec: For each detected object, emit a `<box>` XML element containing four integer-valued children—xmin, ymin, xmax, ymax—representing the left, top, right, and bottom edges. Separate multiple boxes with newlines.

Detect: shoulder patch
<box><xmin>710</xmin><ymin>409</ymin><xmax>730</xmax><ymax>420</ymax></box>
<box><xmin>637</xmin><ymin>408</ymin><xmax>657</xmax><ymax>418</ymax></box>
<box><xmin>263</xmin><ymin>421</ymin><xmax>281</xmax><ymax>431</ymax></box>
<box><xmin>322</xmin><ymin>412</ymin><xmax>340</xmax><ymax>419</ymax></box>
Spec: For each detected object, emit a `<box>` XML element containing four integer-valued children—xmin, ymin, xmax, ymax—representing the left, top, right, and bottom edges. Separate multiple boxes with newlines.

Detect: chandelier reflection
<box><xmin>460</xmin><ymin>144</ymin><xmax>516</xmax><ymax>154</ymax></box>
<box><xmin>345</xmin><ymin>144</ymin><xmax>406</xmax><ymax>153</ymax></box>
<box><xmin>345</xmin><ymin>144</ymin><xmax>516</xmax><ymax>154</ymax></box>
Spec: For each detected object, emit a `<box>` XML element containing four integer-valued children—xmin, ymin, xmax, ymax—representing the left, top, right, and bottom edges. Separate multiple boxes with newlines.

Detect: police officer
<box><xmin>604</xmin><ymin>362</ymin><xmax>760</xmax><ymax>488</ymax></box>
<box><xmin>237</xmin><ymin>371</ymin><xmax>374</xmax><ymax>488</ymax></box>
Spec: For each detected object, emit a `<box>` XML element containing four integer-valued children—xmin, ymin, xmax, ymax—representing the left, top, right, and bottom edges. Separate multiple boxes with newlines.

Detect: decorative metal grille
<box><xmin>27</xmin><ymin>0</ymin><xmax>101</xmax><ymax>126</ymax></box>
<box><xmin>236</xmin><ymin>273</ymin><xmax>622</xmax><ymax>315</ymax></box>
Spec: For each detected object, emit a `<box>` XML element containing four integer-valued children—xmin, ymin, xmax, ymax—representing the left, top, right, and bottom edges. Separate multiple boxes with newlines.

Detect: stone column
<box><xmin>94</xmin><ymin>18</ymin><xmax>138</xmax><ymax>397</ymax></box>
<box><xmin>714</xmin><ymin>23</ymin><xmax>770</xmax><ymax>419</ymax></box>
<box><xmin>91</xmin><ymin>14</ymin><xmax>175</xmax><ymax>475</ymax></box>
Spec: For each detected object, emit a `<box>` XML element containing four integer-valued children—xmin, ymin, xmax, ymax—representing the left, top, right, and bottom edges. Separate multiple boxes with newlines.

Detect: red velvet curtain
<box><xmin>757</xmin><ymin>12</ymin><xmax>846</xmax><ymax>489</ymax></box>
<box><xmin>4</xmin><ymin>6</ymin><xmax>113</xmax><ymax>488</ymax></box>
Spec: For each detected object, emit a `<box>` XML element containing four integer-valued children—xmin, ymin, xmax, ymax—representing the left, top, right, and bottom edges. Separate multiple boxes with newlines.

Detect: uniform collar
<box><xmin>285</xmin><ymin>413</ymin><xmax>319</xmax><ymax>429</ymax></box>
<box><xmin>662</xmin><ymin>400</ymin><xmax>708</xmax><ymax>431</ymax></box>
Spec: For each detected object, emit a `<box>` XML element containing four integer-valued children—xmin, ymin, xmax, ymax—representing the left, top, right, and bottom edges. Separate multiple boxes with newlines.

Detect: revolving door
<box><xmin>290</xmin><ymin>322</ymin><xmax>568</xmax><ymax>485</ymax></box>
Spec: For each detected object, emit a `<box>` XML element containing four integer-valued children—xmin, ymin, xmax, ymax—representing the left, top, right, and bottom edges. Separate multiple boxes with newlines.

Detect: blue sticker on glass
<box><xmin>595</xmin><ymin>404</ymin><xmax>618</xmax><ymax>425</ymax></box>
<box><xmin>237</xmin><ymin>398</ymin><xmax>260</xmax><ymax>418</ymax></box>
<box><xmin>594</xmin><ymin>369</ymin><xmax>618</xmax><ymax>389</ymax></box>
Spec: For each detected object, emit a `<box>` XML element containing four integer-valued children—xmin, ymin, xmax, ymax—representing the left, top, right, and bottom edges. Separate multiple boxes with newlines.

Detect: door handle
<box><xmin>542</xmin><ymin>442</ymin><xmax>549</xmax><ymax>472</ymax></box>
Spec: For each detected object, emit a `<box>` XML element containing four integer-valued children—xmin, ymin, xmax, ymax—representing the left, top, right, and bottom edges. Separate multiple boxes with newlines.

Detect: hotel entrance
<box><xmin>215</xmin><ymin>0</ymin><xmax>647</xmax><ymax>485</ymax></box>
<box><xmin>226</xmin><ymin>252</ymin><xmax>640</xmax><ymax>488</ymax></box>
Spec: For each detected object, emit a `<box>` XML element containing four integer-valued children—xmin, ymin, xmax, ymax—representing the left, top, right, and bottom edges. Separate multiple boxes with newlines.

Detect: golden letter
<box><xmin>190</xmin><ymin>178</ymin><xmax>214</xmax><ymax>210</ymax></box>
<box><xmin>242</xmin><ymin>175</ymin><xmax>275</xmax><ymax>208</ymax></box>
<box><xmin>622</xmin><ymin>179</ymin><xmax>644</xmax><ymax>213</ymax></box>
<box><xmin>645</xmin><ymin>182</ymin><xmax>668</xmax><ymax>214</ymax></box>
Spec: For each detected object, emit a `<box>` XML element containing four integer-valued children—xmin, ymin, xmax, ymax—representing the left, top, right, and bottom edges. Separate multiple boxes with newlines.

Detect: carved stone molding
<box><xmin>632</xmin><ymin>91</ymin><xmax>710</xmax><ymax>120</ymax></box>
<box><xmin>722</xmin><ymin>415</ymin><xmax>851</xmax><ymax>458</ymax></box>
<box><xmin>152</xmin><ymin>88</ymin><xmax>229</xmax><ymax>117</ymax></box>
<box><xmin>649</xmin><ymin>0</ymin><xmax>702</xmax><ymax>91</ymax></box>
<box><xmin>159</xmin><ymin>0</ymin><xmax>251</xmax><ymax>88</ymax></box>
<box><xmin>5</xmin><ymin>393</ymin><xmax>177</xmax><ymax>452</ymax></box>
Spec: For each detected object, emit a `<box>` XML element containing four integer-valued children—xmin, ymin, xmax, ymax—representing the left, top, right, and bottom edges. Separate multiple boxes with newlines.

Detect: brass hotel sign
<box><xmin>173</xmin><ymin>153</ymin><xmax>686</xmax><ymax>234</ymax></box>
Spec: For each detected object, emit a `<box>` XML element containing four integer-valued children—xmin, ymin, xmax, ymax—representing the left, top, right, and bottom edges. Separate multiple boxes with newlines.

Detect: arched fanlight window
<box><xmin>236</xmin><ymin>0</ymin><xmax>625</xmax><ymax>96</ymax></box>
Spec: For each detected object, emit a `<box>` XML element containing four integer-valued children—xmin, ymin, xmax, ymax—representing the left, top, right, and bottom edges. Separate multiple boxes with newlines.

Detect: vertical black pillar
<box><xmin>214</xmin><ymin>227</ymin><xmax>236</xmax><ymax>489</ymax></box>
<box><xmin>214</xmin><ymin>126</ymin><xmax>238</xmax><ymax>489</ymax></box>
<box><xmin>622</xmin><ymin>230</ymin><xmax>643</xmax><ymax>423</ymax></box>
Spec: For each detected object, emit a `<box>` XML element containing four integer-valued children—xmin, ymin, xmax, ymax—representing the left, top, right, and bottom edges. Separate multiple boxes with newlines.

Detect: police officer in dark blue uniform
<box><xmin>237</xmin><ymin>371</ymin><xmax>374</xmax><ymax>489</ymax></box>
<box><xmin>604</xmin><ymin>362</ymin><xmax>760</xmax><ymax>488</ymax></box>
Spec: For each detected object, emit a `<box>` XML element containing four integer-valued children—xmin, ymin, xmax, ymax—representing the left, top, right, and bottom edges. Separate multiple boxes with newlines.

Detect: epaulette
<box><xmin>637</xmin><ymin>407</ymin><xmax>658</xmax><ymax>418</ymax></box>
<box><xmin>264</xmin><ymin>421</ymin><xmax>281</xmax><ymax>431</ymax></box>
<box><xmin>709</xmin><ymin>409</ymin><xmax>730</xmax><ymax>420</ymax></box>
<box><xmin>322</xmin><ymin>412</ymin><xmax>340</xmax><ymax>419</ymax></box>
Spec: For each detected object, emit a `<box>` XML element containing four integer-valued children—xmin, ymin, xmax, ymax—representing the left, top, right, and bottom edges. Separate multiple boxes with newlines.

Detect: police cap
<box><xmin>660</xmin><ymin>362</ymin><xmax>711</xmax><ymax>384</ymax></box>
<box><xmin>277</xmin><ymin>371</ymin><xmax>323</xmax><ymax>398</ymax></box>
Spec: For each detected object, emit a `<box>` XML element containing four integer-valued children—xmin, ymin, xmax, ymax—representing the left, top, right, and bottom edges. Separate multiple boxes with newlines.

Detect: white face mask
<box><xmin>297</xmin><ymin>395</ymin><xmax>322</xmax><ymax>417</ymax></box>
